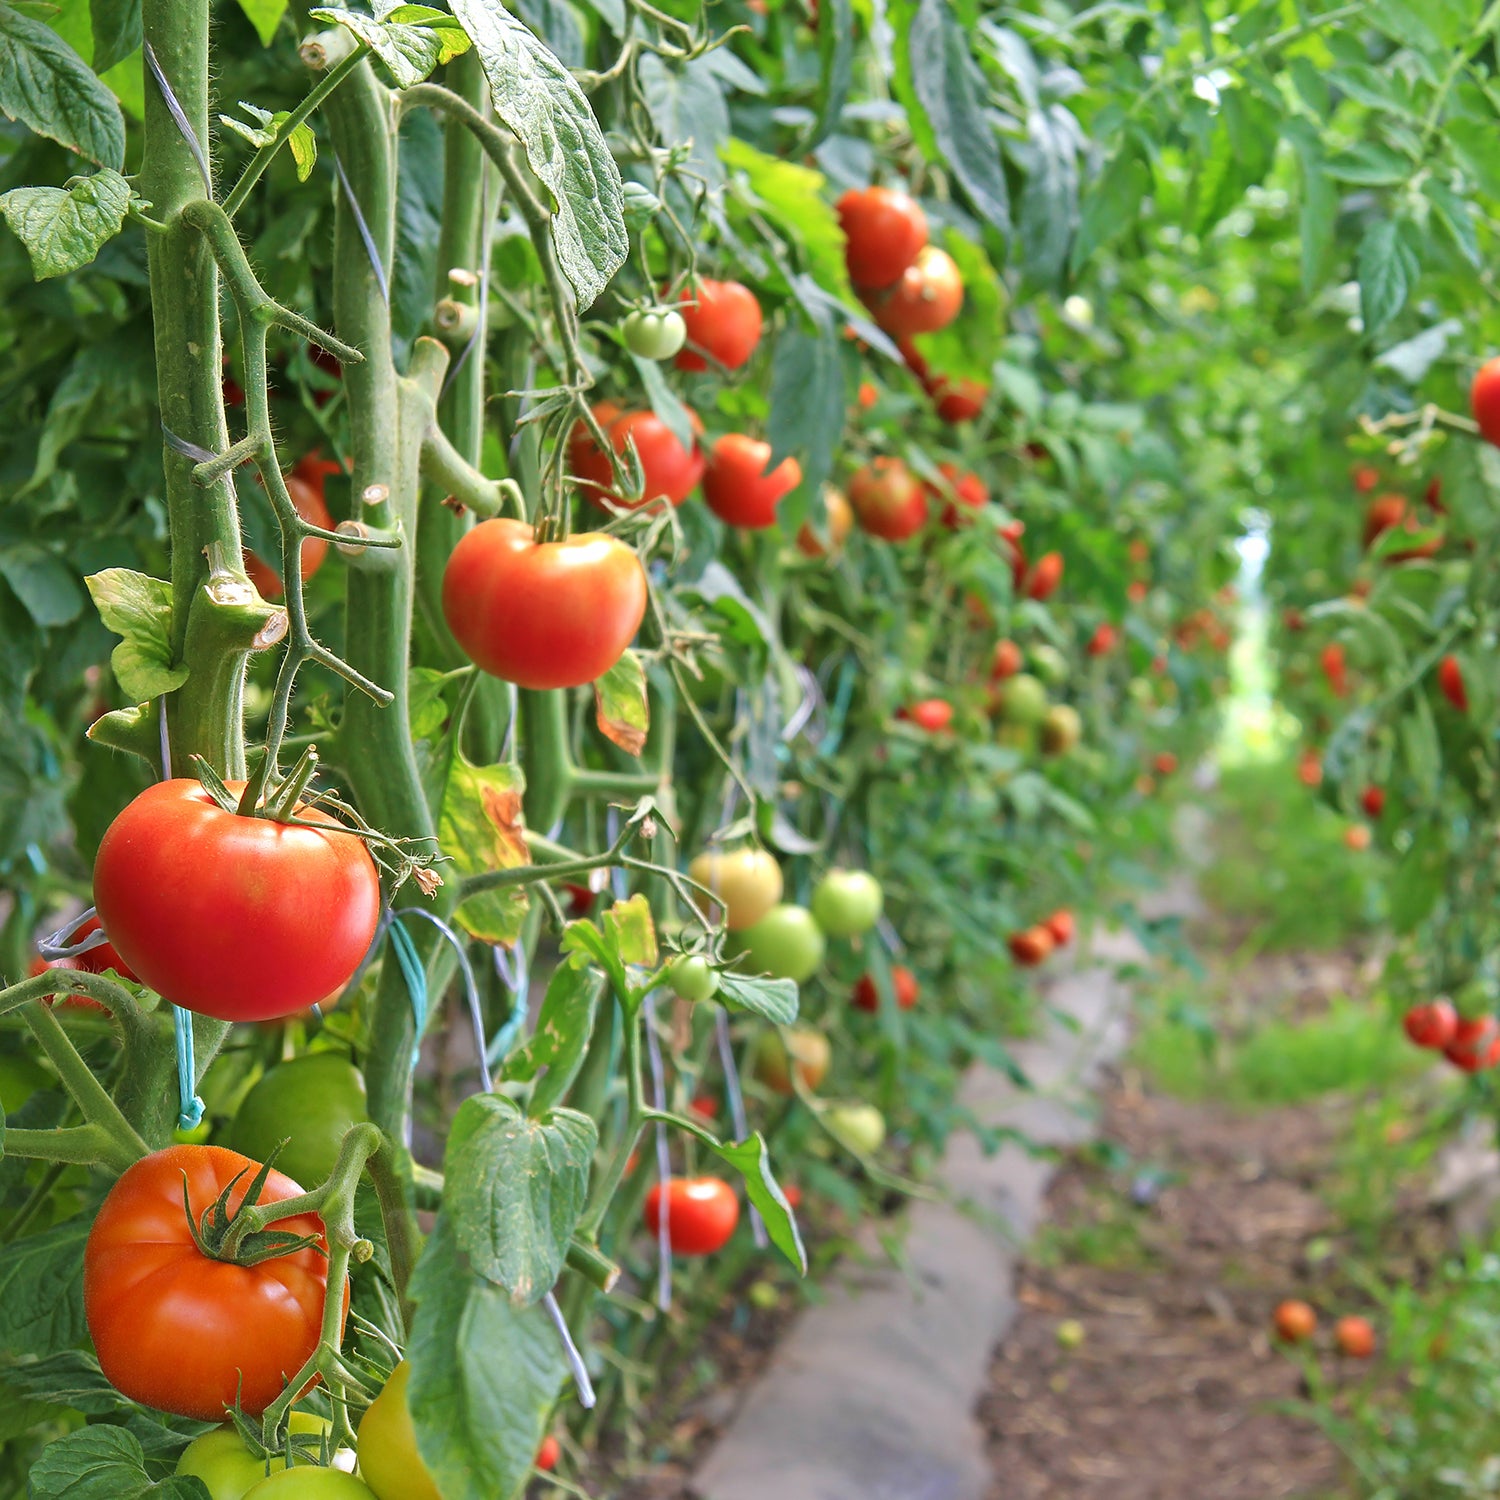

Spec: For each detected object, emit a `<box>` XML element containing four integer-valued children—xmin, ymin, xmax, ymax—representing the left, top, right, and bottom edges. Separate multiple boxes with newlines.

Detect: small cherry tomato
<box><xmin>1044</xmin><ymin>909</ymin><xmax>1074</xmax><ymax>947</ymax></box>
<box><xmin>1360</xmin><ymin>786</ymin><xmax>1385</xmax><ymax>819</ymax></box>
<box><xmin>644</xmin><ymin>1177</ymin><xmax>740</xmax><ymax>1255</ymax></box>
<box><xmin>735</xmin><ymin>904</ymin><xmax>826</xmax><ymax>983</ymax></box>
<box><xmin>1437</xmin><ymin>654</ymin><xmax>1468</xmax><ymax>712</ymax></box>
<box><xmin>1273</xmin><ymin>1299</ymin><xmax>1316</xmax><ymax>1343</ymax></box>
<box><xmin>687</xmin><ymin>848</ymin><xmax>783</xmax><ymax>931</ymax></box>
<box><xmin>866</xmin><ymin>246</ymin><xmax>962</xmax><ymax>338</ymax></box>
<box><xmin>991</xmin><ymin>640</ymin><xmax>1023</xmax><ymax>681</ymax></box>
<box><xmin>810</xmin><ymin>868</ymin><xmax>883</xmax><ymax>937</ymax></box>
<box><xmin>676</xmin><ymin>279</ymin><xmax>763</xmax><ymax>372</ymax></box>
<box><xmin>665</xmin><ymin>954</ymin><xmax>719</xmax><ymax>1004</ymax></box>
<box><xmin>1040</xmin><ymin>704</ymin><xmax>1082</xmax><ymax>756</ymax></box>
<box><xmin>929</xmin><ymin>375</ymin><xmax>987</xmax><ymax>424</ymax></box>
<box><xmin>1086</xmin><ymin>624</ymin><xmax>1116</xmax><ymax>657</ymax></box>
<box><xmin>622</xmin><ymin>308</ymin><xmax>687</xmax><ymax>361</ymax></box>
<box><xmin>1334</xmin><ymin>1315</ymin><xmax>1376</xmax><ymax>1359</ymax></box>
<box><xmin>1025</xmin><ymin>552</ymin><xmax>1064</xmax><ymax>601</ymax></box>
<box><xmin>852</xmin><ymin>964</ymin><xmax>918</xmax><ymax>1013</ymax></box>
<box><xmin>443</xmin><ymin>518</ymin><xmax>648</xmax><ymax>688</ymax></box>
<box><xmin>837</xmin><ymin>185</ymin><xmax>928</xmax><ymax>289</ymax></box>
<box><xmin>751</xmin><ymin>1026</ymin><xmax>830</xmax><ymax>1095</ymax></box>
<box><xmin>1403</xmin><ymin>999</ymin><xmax>1456</xmax><ymax>1050</ymax></box>
<box><xmin>848</xmin><ymin>457</ymin><xmax>927</xmax><ymax>541</ymax></box>
<box><xmin>1008</xmin><ymin>926</ymin><xmax>1055</xmax><ymax>967</ymax></box>
<box><xmin>1470</xmin><ymin>357</ymin><xmax>1500</xmax><ymax>446</ymax></box>
<box><xmin>535</xmin><ymin>1436</ymin><xmax>561</xmax><ymax>1473</ymax></box>
<box><xmin>930</xmin><ymin>462</ymin><xmax>988</xmax><ymax>529</ymax></box>
<box><xmin>825</xmin><ymin>1103</ymin><xmax>885</xmax><ymax>1155</ymax></box>
<box><xmin>905</xmin><ymin>699</ymin><xmax>953</xmax><ymax>733</ymax></box>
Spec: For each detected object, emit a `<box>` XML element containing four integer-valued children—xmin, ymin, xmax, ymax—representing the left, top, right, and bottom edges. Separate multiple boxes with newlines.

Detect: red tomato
<box><xmin>1437</xmin><ymin>654</ymin><xmax>1468</xmax><ymax>712</ymax></box>
<box><xmin>1153</xmin><ymin>751</ymin><xmax>1178</xmax><ymax>776</ymax></box>
<box><xmin>643</xmin><ymin>1177</ymin><xmax>740</xmax><ymax>1255</ymax></box>
<box><xmin>1334</xmin><ymin>1315</ymin><xmax>1376</xmax><ymax>1359</ymax></box>
<box><xmin>443</xmin><ymin>519</ymin><xmax>647</xmax><ymax>688</ymax></box>
<box><xmin>929</xmin><ymin>375</ymin><xmax>987</xmax><ymax>424</ymax></box>
<box><xmin>1321</xmin><ymin>642</ymin><xmax>1348</xmax><ymax>698</ymax></box>
<box><xmin>569</xmin><ymin>406</ymin><xmax>704</xmax><ymax>510</ymax></box>
<box><xmin>84</xmin><ymin>1146</ymin><xmax>343</xmax><ymax>1420</ymax></box>
<box><xmin>1403</xmin><ymin>999</ymin><xmax>1456</xmax><ymax>1050</ymax></box>
<box><xmin>1297</xmin><ymin>749</ymin><xmax>1322</xmax><ymax>788</ymax></box>
<box><xmin>852</xmin><ymin>965</ymin><xmax>919</xmax><ymax>1013</ymax></box>
<box><xmin>848</xmin><ymin>457</ymin><xmax>928</xmax><ymax>540</ymax></box>
<box><xmin>1086</xmin><ymin>624</ymin><xmax>1116</xmax><ymax>657</ymax></box>
<box><xmin>35</xmin><ymin>914</ymin><xmax>136</xmax><ymax>988</ymax></box>
<box><xmin>1360</xmin><ymin>786</ymin><xmax>1385</xmax><ymax>819</ymax></box>
<box><xmin>688</xmin><ymin>1094</ymin><xmax>718</xmax><ymax>1121</ymax></box>
<box><xmin>1044</xmin><ymin>909</ymin><xmax>1074</xmax><ymax>947</ymax></box>
<box><xmin>93</xmin><ymin>780</ymin><xmax>380</xmax><ymax>1023</ymax></box>
<box><xmin>1273</xmin><ymin>1299</ymin><xmax>1317</xmax><ymax>1343</ymax></box>
<box><xmin>1127</xmin><ymin>539</ymin><xmax>1150</xmax><ymax>565</ymax></box>
<box><xmin>1009</xmin><ymin>926</ymin><xmax>1055</xmax><ymax>967</ymax></box>
<box><xmin>1424</xmin><ymin>476</ymin><xmax>1445</xmax><ymax>514</ymax></box>
<box><xmin>536</xmin><ymin>1436</ymin><xmax>561</xmax><ymax>1473</ymax></box>
<box><xmin>1127</xmin><ymin>580</ymin><xmax>1148</xmax><ymax>604</ymax></box>
<box><xmin>702</xmin><ymin>434</ymin><xmax>802</xmax><ymax>529</ymax></box>
<box><xmin>905</xmin><ymin>698</ymin><xmax>952</xmax><ymax>732</ymax></box>
<box><xmin>1284</xmin><ymin>608</ymin><xmax>1305</xmax><ymax>632</ymax></box>
<box><xmin>930</xmin><ymin>462</ymin><xmax>987</xmax><ymax>529</ymax></box>
<box><xmin>867</xmin><ymin>247</ymin><xmax>963</xmax><ymax>338</ymax></box>
<box><xmin>1445</xmin><ymin>1015</ymin><xmax>1498</xmax><ymax>1072</ymax></box>
<box><xmin>837</xmin><ymin>186</ymin><xmax>928</xmax><ymax>289</ymax></box>
<box><xmin>1344</xmin><ymin>824</ymin><xmax>1371</xmax><ymax>852</ymax></box>
<box><xmin>244</xmin><ymin>473</ymin><xmax>334</xmax><ymax>600</ymax></box>
<box><xmin>1350</xmin><ymin>464</ymin><xmax>1379</xmax><ymax>493</ymax></box>
<box><xmin>991</xmin><ymin>640</ymin><xmax>1023</xmax><ymax>681</ymax></box>
<box><xmin>1025</xmin><ymin>552</ymin><xmax>1064</xmax><ymax>601</ymax></box>
<box><xmin>1362</xmin><ymin>494</ymin><xmax>1406</xmax><ymax>549</ymax></box>
<box><xmin>676</xmin><ymin>279</ymin><xmax>763</xmax><ymax>372</ymax></box>
<box><xmin>857</xmin><ymin>381</ymin><xmax>878</xmax><ymax>409</ymax></box>
<box><xmin>1470</xmin><ymin>357</ymin><xmax>1500</xmax><ymax>446</ymax></box>
<box><xmin>795</xmin><ymin>485</ymin><xmax>854</xmax><ymax>557</ymax></box>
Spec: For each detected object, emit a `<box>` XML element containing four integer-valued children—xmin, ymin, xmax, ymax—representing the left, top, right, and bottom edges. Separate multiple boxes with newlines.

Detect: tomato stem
<box><xmin>578</xmin><ymin>1002</ymin><xmax>645</xmax><ymax>1239</ymax></box>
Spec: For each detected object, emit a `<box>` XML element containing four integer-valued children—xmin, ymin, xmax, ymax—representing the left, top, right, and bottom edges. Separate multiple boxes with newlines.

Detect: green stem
<box><xmin>368</xmin><ymin>1140</ymin><xmax>422</xmax><ymax>1325</ymax></box>
<box><xmin>3</xmin><ymin>1125</ymin><xmax>138</xmax><ymax>1172</ymax></box>
<box><xmin>578</xmin><ymin>1001</ymin><xmax>643</xmax><ymax>1238</ymax></box>
<box><xmin>21</xmin><ymin>1005</ymin><xmax>150</xmax><ymax>1163</ymax></box>
<box><xmin>521</xmin><ymin>687</ymin><xmax>575</xmax><ymax>834</ymax></box>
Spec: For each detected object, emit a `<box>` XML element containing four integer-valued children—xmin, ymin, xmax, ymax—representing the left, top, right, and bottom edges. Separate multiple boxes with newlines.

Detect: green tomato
<box><xmin>177</xmin><ymin>1416</ymin><xmax>333</xmax><ymax>1500</ymax></box>
<box><xmin>228</xmin><ymin>1052</ymin><xmax>368</xmax><ymax>1190</ymax></box>
<box><xmin>825</xmin><ymin>1103</ymin><xmax>886</xmax><ymax>1155</ymax></box>
<box><xmin>735</xmin><ymin>905</ymin><xmax>826</xmax><ymax>983</ymax></box>
<box><xmin>999</xmin><ymin>673</ymin><xmax>1049</xmax><ymax>727</ymax></box>
<box><xmin>1039</xmin><ymin>703</ymin><xmax>1082</xmax><ymax>755</ymax></box>
<box><xmin>809</xmin><ymin>869</ymin><xmax>884</xmax><ymax>938</ymax></box>
<box><xmin>1029</xmin><ymin>643</ymin><xmax>1070</xmax><ymax>685</ymax></box>
<box><xmin>622</xmin><ymin>309</ymin><xmax>687</xmax><ymax>361</ymax></box>
<box><xmin>356</xmin><ymin>1361</ymin><xmax>442</xmax><ymax>1500</ymax></box>
<box><xmin>665</xmin><ymin>954</ymin><xmax>719</xmax><ymax>1004</ymax></box>
<box><xmin>243</xmin><ymin>1471</ymin><xmax>377</xmax><ymax>1499</ymax></box>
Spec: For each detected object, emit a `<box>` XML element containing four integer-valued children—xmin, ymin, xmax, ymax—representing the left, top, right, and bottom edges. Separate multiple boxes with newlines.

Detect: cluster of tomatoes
<box><xmin>1402</xmin><ymin>1000</ymin><xmax>1500</xmax><ymax>1073</ymax></box>
<box><xmin>1273</xmin><ymin>1299</ymin><xmax>1376</xmax><ymax>1360</ymax></box>
<box><xmin>1007</xmin><ymin>908</ymin><xmax>1075</xmax><ymax>968</ymax></box>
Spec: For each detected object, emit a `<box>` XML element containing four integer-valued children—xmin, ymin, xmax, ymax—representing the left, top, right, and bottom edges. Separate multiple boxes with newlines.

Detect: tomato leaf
<box><xmin>308</xmin><ymin>3</ymin><xmax>471</xmax><ymax>87</ymax></box>
<box><xmin>449</xmin><ymin>0</ymin><xmax>627</xmax><ymax>308</ymax></box>
<box><xmin>90</xmin><ymin>0</ymin><xmax>141</xmax><ymax>75</ymax></box>
<box><xmin>440</xmin><ymin>754</ymin><xmax>531</xmax><ymax>945</ymax></box>
<box><xmin>0</xmin><ymin>546</ymin><xmax>85</xmax><ymax>628</ymax></box>
<box><xmin>767</xmin><ymin>302</ymin><xmax>844</xmax><ymax>520</ymax></box>
<box><xmin>1358</xmin><ymin>218</ymin><xmax>1420</xmax><ymax>334</ymax></box>
<box><xmin>714</xmin><ymin>970</ymin><xmax>798</xmax><ymax>1025</ymax></box>
<box><xmin>83</xmin><ymin>568</ymin><xmax>189</xmax><ymax>702</ymax></box>
<box><xmin>603</xmin><ymin>893</ymin><xmax>657</xmax><ymax>969</ymax></box>
<box><xmin>445</xmin><ymin>1095</ymin><xmax>597</xmax><ymax>1305</ymax></box>
<box><xmin>408</xmin><ymin>1214</ymin><xmax>569</xmax><ymax>1500</ymax></box>
<box><xmin>501</xmin><ymin>956</ymin><xmax>600</xmax><ymax>1115</ymax></box>
<box><xmin>638</xmin><ymin>51</ymin><xmax>729</xmax><ymax>191</ymax></box>
<box><xmin>807</xmin><ymin>0</ymin><xmax>852</xmax><ymax>148</ymax></box>
<box><xmin>0</xmin><ymin>1216</ymin><xmax>88</xmax><ymax>1358</ymax></box>
<box><xmin>711</xmin><ymin>1133</ymin><xmax>806</xmax><ymax>1273</ymax></box>
<box><xmin>234</xmin><ymin>0</ymin><xmax>287</xmax><ymax>47</ymax></box>
<box><xmin>0</xmin><ymin>7</ymin><xmax>126</xmax><ymax>171</ymax></box>
<box><xmin>25</xmin><ymin>1421</ymin><xmax>206</xmax><ymax>1498</ymax></box>
<box><xmin>0</xmin><ymin>169</ymin><xmax>133</xmax><ymax>282</ymax></box>
<box><xmin>592</xmin><ymin>649</ymin><xmax>650</xmax><ymax>756</ymax></box>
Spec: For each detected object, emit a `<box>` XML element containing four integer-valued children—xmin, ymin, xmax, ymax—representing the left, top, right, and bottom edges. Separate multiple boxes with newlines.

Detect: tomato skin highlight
<box><xmin>356</xmin><ymin>1360</ymin><xmax>442</xmax><ymax>1500</ymax></box>
<box><xmin>702</xmin><ymin>434</ymin><xmax>802</xmax><ymax>529</ymax></box>
<box><xmin>675</xmin><ymin>279</ymin><xmax>763</xmax><ymax>372</ymax></box>
<box><xmin>443</xmin><ymin>518</ymin><xmax>648</xmax><ymax>689</ymax></box>
<box><xmin>837</xmin><ymin>186</ymin><xmax>928</xmax><ymax>289</ymax></box>
<box><xmin>84</xmin><ymin>1146</ymin><xmax>343</xmax><ymax>1421</ymax></box>
<box><xmin>1470</xmin><ymin>356</ymin><xmax>1500</xmax><ymax>446</ymax></box>
<box><xmin>93</xmin><ymin>780</ymin><xmax>381</xmax><ymax>1023</ymax></box>
<box><xmin>644</xmin><ymin>1176</ymin><xmax>740</xmax><ymax>1255</ymax></box>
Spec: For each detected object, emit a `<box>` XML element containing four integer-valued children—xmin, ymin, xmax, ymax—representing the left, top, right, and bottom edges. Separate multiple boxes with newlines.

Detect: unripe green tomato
<box><xmin>228</xmin><ymin>1052</ymin><xmax>368</xmax><ymax>1190</ymax></box>
<box><xmin>622</xmin><ymin>309</ymin><xmax>687</xmax><ymax>361</ymax></box>
<box><xmin>1029</xmin><ymin>644</ymin><xmax>1069</xmax><ymax>685</ymax></box>
<box><xmin>666</xmin><ymin>954</ymin><xmax>719</xmax><ymax>1004</ymax></box>
<box><xmin>999</xmin><ymin>673</ymin><xmax>1049</xmax><ymax>727</ymax></box>
<box><xmin>1056</xmin><ymin>1318</ymin><xmax>1086</xmax><ymax>1349</ymax></box>
<box><xmin>1039</xmin><ymin>703</ymin><xmax>1082</xmax><ymax>756</ymax></box>
<box><xmin>735</xmin><ymin>904</ymin><xmax>826</xmax><ymax>983</ymax></box>
<box><xmin>825</xmin><ymin>1103</ymin><xmax>886</xmax><ymax>1155</ymax></box>
<box><xmin>243</xmin><ymin>1471</ymin><xmax>378</xmax><ymax>1499</ymax></box>
<box><xmin>747</xmin><ymin>1280</ymin><xmax>780</xmax><ymax>1310</ymax></box>
<box><xmin>356</xmin><ymin>1361</ymin><xmax>441</xmax><ymax>1500</ymax></box>
<box><xmin>1127</xmin><ymin>678</ymin><xmax>1154</xmax><ymax>707</ymax></box>
<box><xmin>751</xmin><ymin>1026</ymin><xmax>831</xmax><ymax>1095</ymax></box>
<box><xmin>809</xmin><ymin>869</ymin><xmax>884</xmax><ymax>938</ymax></box>
<box><xmin>177</xmin><ymin>1415</ymin><xmax>333</xmax><ymax>1500</ymax></box>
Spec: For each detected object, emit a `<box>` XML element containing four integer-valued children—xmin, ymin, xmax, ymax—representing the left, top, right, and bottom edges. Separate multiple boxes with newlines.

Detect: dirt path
<box><xmin>977</xmin><ymin>950</ymin><xmax>1366</xmax><ymax>1500</ymax></box>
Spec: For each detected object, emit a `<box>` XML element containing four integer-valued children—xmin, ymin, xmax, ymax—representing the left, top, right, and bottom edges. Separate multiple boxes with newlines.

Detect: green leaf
<box><xmin>0</xmin><ymin>546</ymin><xmax>85</xmax><ymax>628</ymax></box>
<box><xmin>89</xmin><ymin>0</ymin><xmax>140</xmax><ymax>76</ymax></box>
<box><xmin>714</xmin><ymin>970</ymin><xmax>799</xmax><ymax>1025</ymax></box>
<box><xmin>513</xmin><ymin>0</ymin><xmax>583</xmax><ymax>66</ymax></box>
<box><xmin>807</xmin><ymin>0</ymin><xmax>852</xmax><ymax>148</ymax></box>
<box><xmin>28</xmin><ymin>1425</ymin><xmax>208</xmax><ymax>1499</ymax></box>
<box><xmin>1</xmin><ymin>169</ymin><xmax>132</xmax><ymax>281</ymax></box>
<box><xmin>602</xmin><ymin>892</ymin><xmax>656</xmax><ymax>968</ymax></box>
<box><xmin>1192</xmin><ymin>89</ymin><xmax>1277</xmax><ymax>236</ymax></box>
<box><xmin>1373</xmin><ymin>319</ymin><xmax>1461</xmax><ymax>384</ymax></box>
<box><xmin>440</xmin><ymin>754</ymin><xmax>532</xmax><ymax>944</ymax></box>
<box><xmin>500</xmin><ymin>956</ymin><xmax>600</xmax><ymax>1115</ymax></box>
<box><xmin>1357</xmin><ymin>219</ymin><xmax>1419</xmax><ymax>334</ymax></box>
<box><xmin>408</xmin><ymin>1214</ymin><xmax>569</xmax><ymax>1500</ymax></box>
<box><xmin>1019</xmin><ymin>102</ymin><xmax>1080</xmax><ymax>288</ymax></box>
<box><xmin>1366</xmin><ymin>0</ymin><xmax>1477</xmax><ymax>52</ymax></box>
<box><xmin>235</xmin><ymin>0</ymin><xmax>287</xmax><ymax>46</ymax></box>
<box><xmin>768</xmin><ymin>303</ymin><xmax>844</xmax><ymax>514</ymax></box>
<box><xmin>1070</xmin><ymin>137</ymin><xmax>1148</xmax><ymax>273</ymax></box>
<box><xmin>0</xmin><ymin>5</ymin><xmax>126</xmax><ymax>169</ymax></box>
<box><xmin>1325</xmin><ymin>141</ymin><xmax>1414</xmax><ymax>186</ymax></box>
<box><xmin>638</xmin><ymin>52</ymin><xmax>728</xmax><ymax>189</ymax></box>
<box><xmin>445</xmin><ymin>1095</ymin><xmax>597</xmax><ymax>1305</ymax></box>
<box><xmin>84</xmin><ymin>568</ymin><xmax>189</xmax><ymax>701</ymax></box>
<box><xmin>1388</xmin><ymin>825</ymin><xmax>1445</xmax><ymax>933</ymax></box>
<box><xmin>309</xmin><ymin>4</ymin><xmax>469</xmax><ymax>86</ymax></box>
<box><xmin>897</xmin><ymin>0</ymin><xmax>1009</xmax><ymax>233</ymax></box>
<box><xmin>1448</xmin><ymin>117</ymin><xmax>1500</xmax><ymax>199</ymax></box>
<box><xmin>0</xmin><ymin>1217</ymin><xmax>89</xmax><ymax>1358</ymax></box>
<box><xmin>1286</xmin><ymin>121</ymin><xmax>1336</xmax><ymax>295</ymax></box>
<box><xmin>1425</xmin><ymin>178</ymin><xmax>1480</xmax><ymax>267</ymax></box>
<box><xmin>5</xmin><ymin>1351</ymin><xmax>133</xmax><ymax>1415</ymax></box>
<box><xmin>408</xmin><ymin>665</ymin><xmax>451</xmax><ymax>741</ymax></box>
<box><xmin>284</xmin><ymin>117</ymin><xmax>317</xmax><ymax>181</ymax></box>
<box><xmin>711</xmin><ymin>1134</ymin><xmax>806</xmax><ymax>1273</ymax></box>
<box><xmin>628</xmin><ymin>352</ymin><xmax>693</xmax><ymax>454</ymax></box>
<box><xmin>450</xmin><ymin>0</ymin><xmax>627</xmax><ymax>307</ymax></box>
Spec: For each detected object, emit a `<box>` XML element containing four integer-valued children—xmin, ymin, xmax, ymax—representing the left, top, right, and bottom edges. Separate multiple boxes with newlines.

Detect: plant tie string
<box><xmin>37</xmin><ymin>907</ymin><xmax>109</xmax><ymax>962</ymax></box>
<box><xmin>144</xmin><ymin>40</ymin><xmax>213</xmax><ymax>198</ymax></box>
<box><xmin>542</xmin><ymin>1290</ymin><xmax>595</xmax><ymax>1409</ymax></box>
<box><xmin>334</xmin><ymin>154</ymin><xmax>390</xmax><ymax>305</ymax></box>
<box><xmin>172</xmin><ymin>1007</ymin><xmax>206</xmax><ymax>1132</ymax></box>
<box><xmin>392</xmin><ymin>907</ymin><xmax>491</xmax><ymax>1093</ymax></box>
<box><xmin>486</xmin><ymin>940</ymin><xmax>529</xmax><ymax>1067</ymax></box>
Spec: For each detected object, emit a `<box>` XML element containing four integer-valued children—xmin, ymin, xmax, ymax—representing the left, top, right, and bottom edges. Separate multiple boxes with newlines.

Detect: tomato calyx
<box><xmin>183</xmin><ymin>1156</ymin><xmax>327</xmax><ymax>1268</ymax></box>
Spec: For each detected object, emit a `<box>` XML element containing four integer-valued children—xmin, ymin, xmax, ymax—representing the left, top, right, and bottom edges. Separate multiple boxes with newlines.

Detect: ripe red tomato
<box><xmin>1273</xmin><ymin>1299</ymin><xmax>1316</xmax><ymax>1343</ymax></box>
<box><xmin>857</xmin><ymin>381</ymin><xmax>878</xmax><ymax>409</ymax></box>
<box><xmin>852</xmin><ymin>964</ymin><xmax>918</xmax><ymax>1013</ymax></box>
<box><xmin>929</xmin><ymin>375</ymin><xmax>987</xmax><ymax>424</ymax></box>
<box><xmin>245</xmin><ymin>473</ymin><xmax>334</xmax><ymax>600</ymax></box>
<box><xmin>443</xmin><ymin>518</ymin><xmax>647</xmax><ymax>688</ymax></box>
<box><xmin>848</xmin><ymin>457</ymin><xmax>928</xmax><ymax>540</ymax></box>
<box><xmin>867</xmin><ymin>247</ymin><xmax>963</xmax><ymax>338</ymax></box>
<box><xmin>1127</xmin><ymin>580</ymin><xmax>1148</xmax><ymax>604</ymax></box>
<box><xmin>1321</xmin><ymin>642</ymin><xmax>1348</xmax><ymax>698</ymax></box>
<box><xmin>836</xmin><ymin>186</ymin><xmax>928</xmax><ymax>289</ymax></box>
<box><xmin>84</xmin><ymin>1145</ymin><xmax>343</xmax><ymax>1420</ymax></box>
<box><xmin>1424</xmin><ymin>475</ymin><xmax>1445</xmax><ymax>513</ymax></box>
<box><xmin>1334</xmin><ymin>1315</ymin><xmax>1376</xmax><ymax>1359</ymax></box>
<box><xmin>643</xmin><ymin>1177</ymin><xmax>740</xmax><ymax>1255</ymax></box>
<box><xmin>1470</xmin><ymin>357</ymin><xmax>1500</xmax><ymax>445</ymax></box>
<box><xmin>1008</xmin><ymin>926</ymin><xmax>1055</xmax><ymax>967</ymax></box>
<box><xmin>991</xmin><ymin>640</ymin><xmax>1023</xmax><ymax>681</ymax></box>
<box><xmin>536</xmin><ymin>1436</ymin><xmax>561</xmax><ymax>1473</ymax></box>
<box><xmin>93</xmin><ymin>779</ymin><xmax>381</xmax><ymax>1023</ymax></box>
<box><xmin>1362</xmin><ymin>494</ymin><xmax>1406</xmax><ymax>549</ymax></box>
<box><xmin>930</xmin><ymin>462</ymin><xmax>987</xmax><ymax>528</ymax></box>
<box><xmin>569</xmin><ymin>406</ymin><xmax>705</xmax><ymax>510</ymax></box>
<box><xmin>1351</xmin><ymin>464</ymin><xmax>1379</xmax><ymax>493</ymax></box>
<box><xmin>1025</xmin><ymin>552</ymin><xmax>1064</xmax><ymax>601</ymax></box>
<box><xmin>903</xmin><ymin>698</ymin><xmax>952</xmax><ymax>732</ymax></box>
<box><xmin>1445</xmin><ymin>1015</ymin><xmax>1499</xmax><ymax>1072</ymax></box>
<box><xmin>1297</xmin><ymin>749</ymin><xmax>1322</xmax><ymax>788</ymax></box>
<box><xmin>702</xmin><ymin>434</ymin><xmax>802</xmax><ymax>529</ymax></box>
<box><xmin>1153</xmin><ymin>751</ymin><xmax>1178</xmax><ymax>776</ymax></box>
<box><xmin>795</xmin><ymin>484</ymin><xmax>854</xmax><ymax>557</ymax></box>
<box><xmin>35</xmin><ymin>914</ymin><xmax>136</xmax><ymax>996</ymax></box>
<box><xmin>1044</xmin><ymin>909</ymin><xmax>1074</xmax><ymax>947</ymax></box>
<box><xmin>1344</xmin><ymin>824</ymin><xmax>1371</xmax><ymax>852</ymax></box>
<box><xmin>1437</xmin><ymin>654</ymin><xmax>1468</xmax><ymax>712</ymax></box>
<box><xmin>676</xmin><ymin>279</ymin><xmax>763</xmax><ymax>372</ymax></box>
<box><xmin>1086</xmin><ymin>624</ymin><xmax>1116</xmax><ymax>657</ymax></box>
<box><xmin>1360</xmin><ymin>786</ymin><xmax>1385</xmax><ymax>819</ymax></box>
<box><xmin>1403</xmin><ymin>999</ymin><xmax>1456</xmax><ymax>1050</ymax></box>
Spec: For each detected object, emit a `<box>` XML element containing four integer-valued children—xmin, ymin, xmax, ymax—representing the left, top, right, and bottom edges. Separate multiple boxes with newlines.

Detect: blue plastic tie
<box><xmin>386</xmin><ymin>917</ymin><xmax>428</xmax><ymax>1067</ymax></box>
<box><xmin>172</xmin><ymin>1006</ymin><xmax>205</xmax><ymax>1131</ymax></box>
